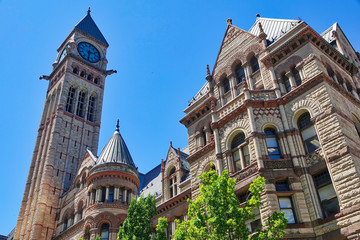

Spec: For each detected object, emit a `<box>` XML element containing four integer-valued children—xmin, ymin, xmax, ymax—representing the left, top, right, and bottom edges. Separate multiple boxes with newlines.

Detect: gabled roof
<box><xmin>188</xmin><ymin>82</ymin><xmax>209</xmax><ymax>106</ymax></box>
<box><xmin>249</xmin><ymin>17</ymin><xmax>301</xmax><ymax>44</ymax></box>
<box><xmin>95</xmin><ymin>124</ymin><xmax>136</xmax><ymax>170</ymax></box>
<box><xmin>321</xmin><ymin>22</ymin><xmax>338</xmax><ymax>43</ymax></box>
<box><xmin>75</xmin><ymin>9</ymin><xmax>109</xmax><ymax>46</ymax></box>
<box><xmin>171</xmin><ymin>146</ymin><xmax>190</xmax><ymax>171</ymax></box>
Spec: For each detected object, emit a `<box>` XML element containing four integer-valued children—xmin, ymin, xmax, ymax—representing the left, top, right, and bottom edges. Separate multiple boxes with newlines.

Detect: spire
<box><xmin>75</xmin><ymin>9</ymin><xmax>109</xmax><ymax>46</ymax></box>
<box><xmin>96</xmin><ymin>127</ymin><xmax>137</xmax><ymax>170</ymax></box>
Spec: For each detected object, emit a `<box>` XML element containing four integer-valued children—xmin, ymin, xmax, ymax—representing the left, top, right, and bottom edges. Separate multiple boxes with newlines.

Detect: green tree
<box><xmin>117</xmin><ymin>194</ymin><xmax>157</xmax><ymax>240</ymax></box>
<box><xmin>153</xmin><ymin>217</ymin><xmax>168</xmax><ymax>240</ymax></box>
<box><xmin>174</xmin><ymin>168</ymin><xmax>287</xmax><ymax>240</ymax></box>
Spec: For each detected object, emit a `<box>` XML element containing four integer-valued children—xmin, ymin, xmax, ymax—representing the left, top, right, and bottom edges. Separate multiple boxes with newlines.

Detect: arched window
<box><xmin>108</xmin><ymin>187</ymin><xmax>114</xmax><ymax>203</ymax></box>
<box><xmin>327</xmin><ymin>67</ymin><xmax>336</xmax><ymax>81</ymax></box>
<box><xmin>297</xmin><ymin>112</ymin><xmax>320</xmax><ymax>153</ymax></box>
<box><xmin>76</xmin><ymin>90</ymin><xmax>86</xmax><ymax>117</ymax></box>
<box><xmin>235</xmin><ymin>64</ymin><xmax>246</xmax><ymax>84</ymax></box>
<box><xmin>346</xmin><ymin>81</ymin><xmax>353</xmax><ymax>93</ymax></box>
<box><xmin>65</xmin><ymin>86</ymin><xmax>76</xmax><ymax>113</ymax></box>
<box><xmin>169</xmin><ymin>167</ymin><xmax>177</xmax><ymax>198</ymax></box>
<box><xmin>336</xmin><ymin>74</ymin><xmax>344</xmax><ymax>86</ymax></box>
<box><xmin>281</xmin><ymin>72</ymin><xmax>291</xmax><ymax>93</ymax></box>
<box><xmin>73</xmin><ymin>67</ymin><xmax>78</xmax><ymax>74</ymax></box>
<box><xmin>100</xmin><ymin>223</ymin><xmax>109</xmax><ymax>240</ymax></box>
<box><xmin>78</xmin><ymin>202</ymin><xmax>83</xmax><ymax>221</ymax></box>
<box><xmin>87</xmin><ymin>74</ymin><xmax>93</xmax><ymax>81</ymax></box>
<box><xmin>231</xmin><ymin>132</ymin><xmax>250</xmax><ymax>171</ymax></box>
<box><xmin>94</xmin><ymin>78</ymin><xmax>99</xmax><ymax>84</ymax></box>
<box><xmin>264</xmin><ymin>128</ymin><xmax>281</xmax><ymax>159</ymax></box>
<box><xmin>351</xmin><ymin>114</ymin><xmax>360</xmax><ymax>137</ymax></box>
<box><xmin>222</xmin><ymin>78</ymin><xmax>230</xmax><ymax>93</ymax></box>
<box><xmin>84</xmin><ymin>226</ymin><xmax>90</xmax><ymax>240</ymax></box>
<box><xmin>63</xmin><ymin>217</ymin><xmax>68</xmax><ymax>231</ymax></box>
<box><xmin>87</xmin><ymin>95</ymin><xmax>96</xmax><ymax>122</ymax></box>
<box><xmin>291</xmin><ymin>67</ymin><xmax>302</xmax><ymax>86</ymax></box>
<box><xmin>250</xmin><ymin>56</ymin><xmax>259</xmax><ymax>73</ymax></box>
<box><xmin>80</xmin><ymin>71</ymin><xmax>86</xmax><ymax>78</ymax></box>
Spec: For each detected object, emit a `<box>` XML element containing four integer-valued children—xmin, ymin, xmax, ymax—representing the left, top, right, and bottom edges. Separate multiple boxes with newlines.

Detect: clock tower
<box><xmin>14</xmin><ymin>9</ymin><xmax>115</xmax><ymax>240</ymax></box>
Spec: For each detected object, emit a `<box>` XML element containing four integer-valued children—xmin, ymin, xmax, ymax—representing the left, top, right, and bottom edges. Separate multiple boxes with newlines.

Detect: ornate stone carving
<box><xmin>263</xmin><ymin>160</ymin><xmax>293</xmax><ymax>169</ymax></box>
<box><xmin>219</xmin><ymin>114</ymin><xmax>250</xmax><ymax>151</ymax></box>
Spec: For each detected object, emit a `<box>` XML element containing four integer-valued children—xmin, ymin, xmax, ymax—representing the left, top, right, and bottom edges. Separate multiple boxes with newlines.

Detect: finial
<box><xmin>256</xmin><ymin>13</ymin><xmax>261</xmax><ymax>18</ymax></box>
<box><xmin>116</xmin><ymin>119</ymin><xmax>119</xmax><ymax>131</ymax></box>
<box><xmin>87</xmin><ymin>7</ymin><xmax>91</xmax><ymax>15</ymax></box>
<box><xmin>258</xmin><ymin>22</ymin><xmax>264</xmax><ymax>33</ymax></box>
<box><xmin>206</xmin><ymin>64</ymin><xmax>210</xmax><ymax>76</ymax></box>
<box><xmin>170</xmin><ymin>141</ymin><xmax>173</xmax><ymax>147</ymax></box>
<box><xmin>227</xmin><ymin>18</ymin><xmax>232</xmax><ymax>25</ymax></box>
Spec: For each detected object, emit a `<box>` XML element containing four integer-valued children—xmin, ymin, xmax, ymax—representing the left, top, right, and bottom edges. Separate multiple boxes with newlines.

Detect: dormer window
<box><xmin>169</xmin><ymin>167</ymin><xmax>177</xmax><ymax>199</ymax></box>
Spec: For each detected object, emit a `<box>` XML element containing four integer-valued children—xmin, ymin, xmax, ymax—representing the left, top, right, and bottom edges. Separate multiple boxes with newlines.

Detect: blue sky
<box><xmin>0</xmin><ymin>0</ymin><xmax>359</xmax><ymax>235</ymax></box>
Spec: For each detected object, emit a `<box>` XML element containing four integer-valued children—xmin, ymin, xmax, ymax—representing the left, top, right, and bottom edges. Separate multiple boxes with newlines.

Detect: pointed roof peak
<box><xmin>75</xmin><ymin>9</ymin><xmax>109</xmax><ymax>46</ymax></box>
<box><xmin>96</xmin><ymin>127</ymin><xmax>136</xmax><ymax>170</ymax></box>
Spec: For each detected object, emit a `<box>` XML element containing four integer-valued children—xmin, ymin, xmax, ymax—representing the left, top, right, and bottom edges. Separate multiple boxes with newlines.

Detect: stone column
<box><xmin>229</xmin><ymin>73</ymin><xmax>236</xmax><ymax>99</ymax></box>
<box><xmin>105</xmin><ymin>186</ymin><xmax>109</xmax><ymax>202</ymax></box>
<box><xmin>247</xmin><ymin>107</ymin><xmax>264</xmax><ymax>168</ymax></box>
<box><xmin>124</xmin><ymin>189</ymin><xmax>128</xmax><ymax>204</ymax></box>
<box><xmin>96</xmin><ymin>188</ymin><xmax>101</xmax><ymax>202</ymax></box>
<box><xmin>114</xmin><ymin>187</ymin><xmax>119</xmax><ymax>201</ymax></box>
<box><xmin>286</xmin><ymin>71</ymin><xmax>297</xmax><ymax>89</ymax></box>
<box><xmin>217</xmin><ymin>83</ymin><xmax>225</xmax><ymax>106</ymax></box>
<box><xmin>89</xmin><ymin>191</ymin><xmax>94</xmax><ymax>204</ymax></box>
<box><xmin>204</xmin><ymin>125</ymin><xmax>211</xmax><ymax>144</ymax></box>
<box><xmin>244</xmin><ymin>63</ymin><xmax>254</xmax><ymax>90</ymax></box>
<box><xmin>269</xmin><ymin>66</ymin><xmax>281</xmax><ymax>98</ymax></box>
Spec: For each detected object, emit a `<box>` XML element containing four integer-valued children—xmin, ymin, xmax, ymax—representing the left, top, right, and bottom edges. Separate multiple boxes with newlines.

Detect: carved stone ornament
<box><xmin>219</xmin><ymin>114</ymin><xmax>250</xmax><ymax>151</ymax></box>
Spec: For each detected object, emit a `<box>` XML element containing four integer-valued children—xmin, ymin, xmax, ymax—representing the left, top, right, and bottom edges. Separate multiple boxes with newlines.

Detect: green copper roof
<box><xmin>75</xmin><ymin>9</ymin><xmax>109</xmax><ymax>46</ymax></box>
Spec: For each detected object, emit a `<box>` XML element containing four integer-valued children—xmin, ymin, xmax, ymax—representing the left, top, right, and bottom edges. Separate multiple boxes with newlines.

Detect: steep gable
<box><xmin>212</xmin><ymin>21</ymin><xmax>263</xmax><ymax>80</ymax></box>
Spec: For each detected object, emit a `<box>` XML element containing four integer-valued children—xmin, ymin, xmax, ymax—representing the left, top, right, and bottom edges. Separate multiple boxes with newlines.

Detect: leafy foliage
<box><xmin>117</xmin><ymin>194</ymin><xmax>157</xmax><ymax>240</ymax></box>
<box><xmin>173</xmin><ymin>168</ymin><xmax>287</xmax><ymax>240</ymax></box>
<box><xmin>153</xmin><ymin>217</ymin><xmax>168</xmax><ymax>240</ymax></box>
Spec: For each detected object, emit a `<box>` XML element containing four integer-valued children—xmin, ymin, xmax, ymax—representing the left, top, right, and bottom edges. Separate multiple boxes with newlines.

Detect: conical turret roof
<box><xmin>96</xmin><ymin>121</ymin><xmax>136</xmax><ymax>169</ymax></box>
<box><xmin>75</xmin><ymin>8</ymin><xmax>109</xmax><ymax>46</ymax></box>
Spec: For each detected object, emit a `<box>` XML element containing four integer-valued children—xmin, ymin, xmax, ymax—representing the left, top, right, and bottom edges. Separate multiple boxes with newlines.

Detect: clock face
<box><xmin>77</xmin><ymin>42</ymin><xmax>100</xmax><ymax>63</ymax></box>
<box><xmin>59</xmin><ymin>48</ymin><xmax>67</xmax><ymax>63</ymax></box>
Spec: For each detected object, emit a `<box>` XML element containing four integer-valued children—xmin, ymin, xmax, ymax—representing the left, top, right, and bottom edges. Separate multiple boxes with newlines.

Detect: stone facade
<box><xmin>14</xmin><ymin>11</ymin><xmax>360</xmax><ymax>240</ymax></box>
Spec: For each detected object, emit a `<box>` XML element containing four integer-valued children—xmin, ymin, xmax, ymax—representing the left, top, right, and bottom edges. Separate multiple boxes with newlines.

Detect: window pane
<box><xmin>322</xmin><ymin>197</ymin><xmax>340</xmax><ymax>218</ymax></box>
<box><xmin>266</xmin><ymin>137</ymin><xmax>278</xmax><ymax>147</ymax></box>
<box><xmin>276</xmin><ymin>182</ymin><xmax>289</xmax><ymax>191</ymax></box>
<box><xmin>301</xmin><ymin>126</ymin><xmax>316</xmax><ymax>140</ymax></box>
<box><xmin>279</xmin><ymin>197</ymin><xmax>292</xmax><ymax>208</ymax></box>
<box><xmin>267</xmin><ymin>148</ymin><xmax>280</xmax><ymax>155</ymax></box>
<box><xmin>318</xmin><ymin>184</ymin><xmax>337</xmax><ymax>201</ymax></box>
<box><xmin>233</xmin><ymin>150</ymin><xmax>242</xmax><ymax>170</ymax></box>
<box><xmin>305</xmin><ymin>136</ymin><xmax>320</xmax><ymax>152</ymax></box>
<box><xmin>242</xmin><ymin>145</ymin><xmax>250</xmax><ymax>166</ymax></box>
<box><xmin>231</xmin><ymin>133</ymin><xmax>245</xmax><ymax>149</ymax></box>
<box><xmin>281</xmin><ymin>209</ymin><xmax>296</xmax><ymax>224</ymax></box>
